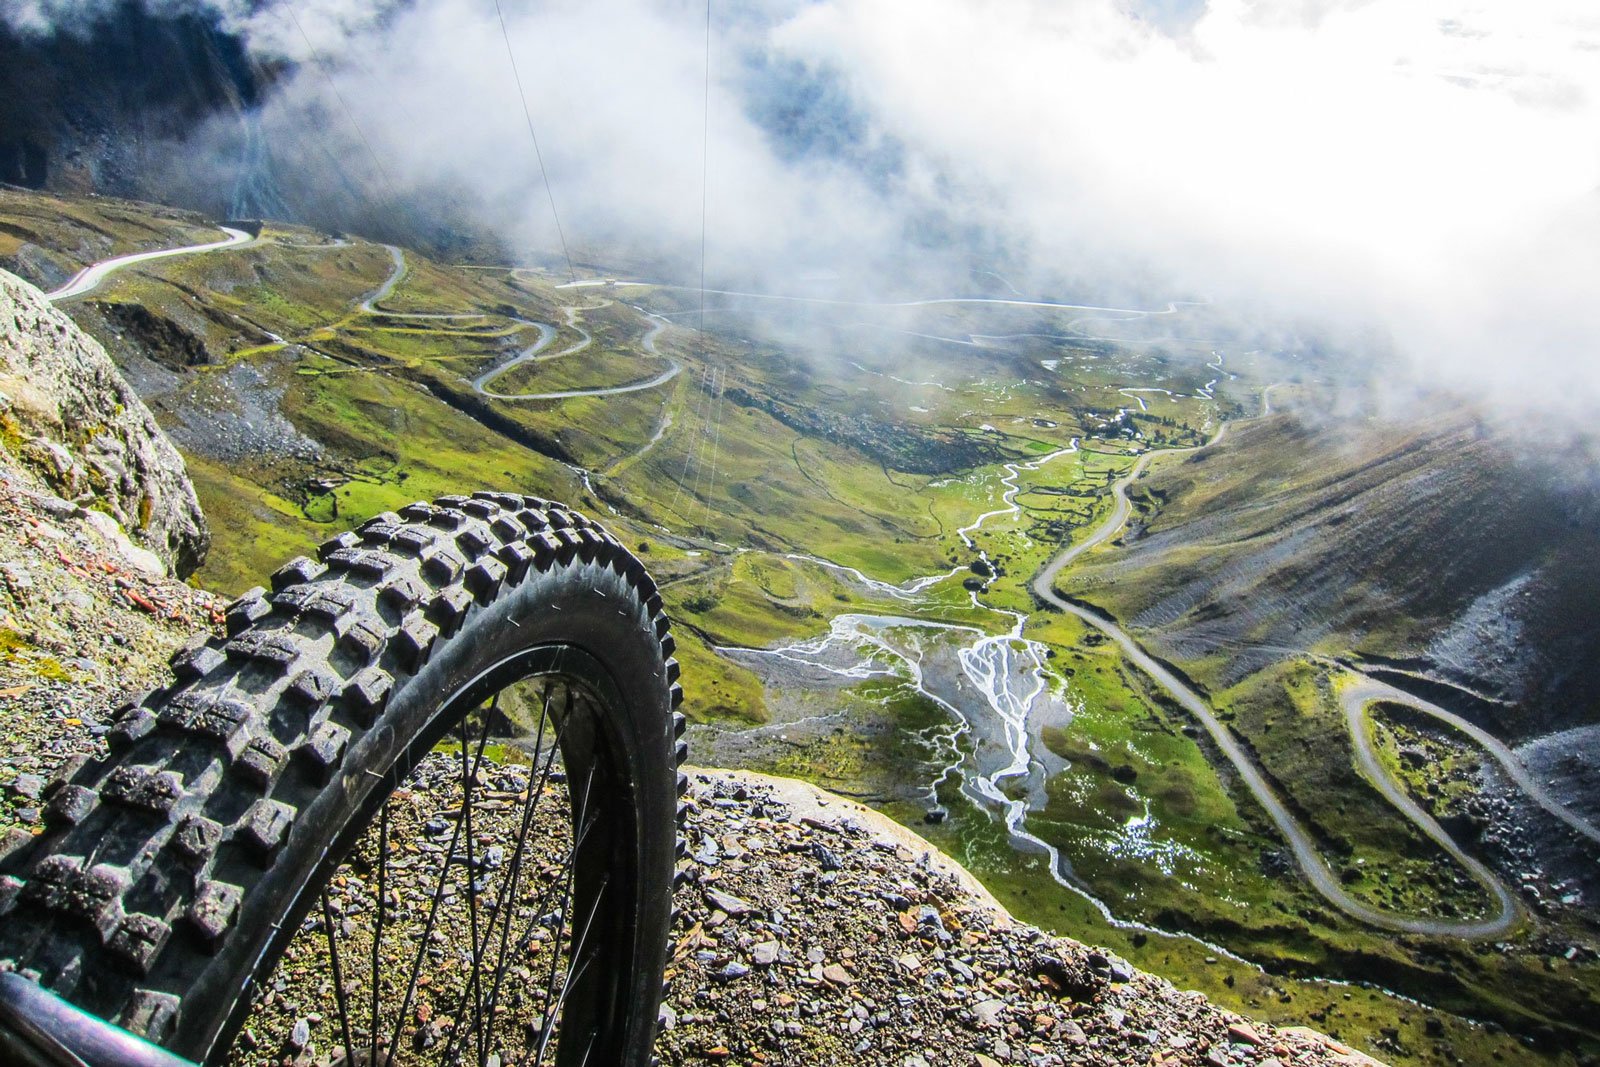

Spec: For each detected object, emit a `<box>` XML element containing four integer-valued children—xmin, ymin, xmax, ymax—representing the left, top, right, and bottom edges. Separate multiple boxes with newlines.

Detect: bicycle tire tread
<box><xmin>0</xmin><ymin>492</ymin><xmax>684</xmax><ymax>1053</ymax></box>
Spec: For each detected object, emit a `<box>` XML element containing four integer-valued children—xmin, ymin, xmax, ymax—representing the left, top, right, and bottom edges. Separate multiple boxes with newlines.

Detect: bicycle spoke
<box><xmin>320</xmin><ymin>890</ymin><xmax>357</xmax><ymax>1066</ymax></box>
<box><xmin>386</xmin><ymin>775</ymin><xmax>476</xmax><ymax>1059</ymax></box>
<box><xmin>384</xmin><ymin>694</ymin><xmax>507</xmax><ymax>1060</ymax></box>
<box><xmin>533</xmin><ymin>764</ymin><xmax>597</xmax><ymax>1066</ymax></box>
<box><xmin>475</xmin><ymin>686</ymin><xmax>560</xmax><ymax>1050</ymax></box>
<box><xmin>235</xmin><ymin>671</ymin><xmax>635</xmax><ymax>1067</ymax></box>
<box><xmin>539</xmin><ymin>871</ymin><xmax>610</xmax><ymax>1062</ymax></box>
<box><xmin>506</xmin><ymin>697</ymin><xmax>597</xmax><ymax>967</ymax></box>
<box><xmin>438</xmin><ymin>685</ymin><xmax>567</xmax><ymax>1067</ymax></box>
<box><xmin>369</xmin><ymin>802</ymin><xmax>388</xmax><ymax>1066</ymax></box>
<box><xmin>459</xmin><ymin>712</ymin><xmax>486</xmax><ymax>1067</ymax></box>
<box><xmin>511</xmin><ymin>798</ymin><xmax>601</xmax><ymax>963</ymax></box>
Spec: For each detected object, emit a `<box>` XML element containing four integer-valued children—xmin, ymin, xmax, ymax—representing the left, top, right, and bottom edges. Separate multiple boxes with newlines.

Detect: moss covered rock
<box><xmin>0</xmin><ymin>268</ymin><xmax>208</xmax><ymax>575</ymax></box>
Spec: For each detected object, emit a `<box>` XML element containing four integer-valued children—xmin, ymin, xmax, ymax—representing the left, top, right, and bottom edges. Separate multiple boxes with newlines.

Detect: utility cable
<box><xmin>687</xmin><ymin>366</ymin><xmax>717</xmax><ymax>517</ymax></box>
<box><xmin>699</xmin><ymin>366</ymin><xmax>728</xmax><ymax>536</ymax></box>
<box><xmin>698</xmin><ymin>0</ymin><xmax>711</xmax><ymax>340</ymax></box>
<box><xmin>491</xmin><ymin>0</ymin><xmax>578</xmax><ymax>283</ymax></box>
<box><xmin>669</xmin><ymin>365</ymin><xmax>714</xmax><ymax>516</ymax></box>
<box><xmin>283</xmin><ymin>1</ymin><xmax>408</xmax><ymax>220</ymax></box>
<box><xmin>695</xmin><ymin>0</ymin><xmax>729</xmax><ymax>537</ymax></box>
<box><xmin>668</xmin><ymin>0</ymin><xmax>718</xmax><ymax>526</ymax></box>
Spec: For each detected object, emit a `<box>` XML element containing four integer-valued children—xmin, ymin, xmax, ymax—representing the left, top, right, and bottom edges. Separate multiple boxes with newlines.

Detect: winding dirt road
<box><xmin>360</xmin><ymin>246</ymin><xmax>483</xmax><ymax>320</ymax></box>
<box><xmin>472</xmin><ymin>308</ymin><xmax>680</xmax><ymax>401</ymax></box>
<box><xmin>555</xmin><ymin>277</ymin><xmax>1205</xmax><ymax>318</ymax></box>
<box><xmin>46</xmin><ymin>226</ymin><xmax>257</xmax><ymax>302</ymax></box>
<box><xmin>1344</xmin><ymin>680</ymin><xmax>1600</xmax><ymax>852</ymax></box>
<box><xmin>1030</xmin><ymin>390</ymin><xmax>1527</xmax><ymax>939</ymax></box>
<box><xmin>471</xmin><ymin>302</ymin><xmax>601</xmax><ymax>394</ymax></box>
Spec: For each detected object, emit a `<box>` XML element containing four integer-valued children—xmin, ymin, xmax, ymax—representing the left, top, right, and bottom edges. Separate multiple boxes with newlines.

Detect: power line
<box><xmin>283</xmin><ymin>1</ymin><xmax>408</xmax><ymax>220</ymax></box>
<box><xmin>698</xmin><ymin>0</ymin><xmax>711</xmax><ymax>339</ymax></box>
<box><xmin>695</xmin><ymin>0</ymin><xmax>729</xmax><ymax>538</ymax></box>
<box><xmin>687</xmin><ymin>368</ymin><xmax>715</xmax><ymax>517</ymax></box>
<box><xmin>699</xmin><ymin>366</ymin><xmax>727</xmax><ymax>536</ymax></box>
<box><xmin>669</xmin><ymin>365</ymin><xmax>714</xmax><ymax>516</ymax></box>
<box><xmin>668</xmin><ymin>0</ymin><xmax>719</xmax><ymax>529</ymax></box>
<box><xmin>491</xmin><ymin>0</ymin><xmax>578</xmax><ymax>283</ymax></box>
<box><xmin>687</xmin><ymin>367</ymin><xmax>724</xmax><ymax>520</ymax></box>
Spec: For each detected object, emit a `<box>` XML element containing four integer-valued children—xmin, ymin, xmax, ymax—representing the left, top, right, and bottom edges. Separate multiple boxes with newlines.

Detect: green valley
<box><xmin>4</xmin><ymin>184</ymin><xmax>1597</xmax><ymax>1067</ymax></box>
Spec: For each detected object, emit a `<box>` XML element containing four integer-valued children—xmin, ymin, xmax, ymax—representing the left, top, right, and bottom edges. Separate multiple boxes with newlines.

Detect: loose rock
<box><xmin>655</xmin><ymin>771</ymin><xmax>1384</xmax><ymax>1066</ymax></box>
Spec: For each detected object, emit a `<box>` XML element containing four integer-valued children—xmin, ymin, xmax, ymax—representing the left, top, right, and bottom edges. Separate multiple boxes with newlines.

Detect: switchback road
<box><xmin>46</xmin><ymin>226</ymin><xmax>257</xmax><ymax>302</ymax></box>
<box><xmin>1030</xmin><ymin>390</ymin><xmax>1524</xmax><ymax>938</ymax></box>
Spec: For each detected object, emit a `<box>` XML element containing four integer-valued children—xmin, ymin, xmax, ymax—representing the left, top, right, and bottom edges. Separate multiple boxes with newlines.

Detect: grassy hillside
<box><xmin>8</xmin><ymin>186</ymin><xmax>1598</xmax><ymax>1066</ymax></box>
<box><xmin>6</xmin><ymin>191</ymin><xmax>1213</xmax><ymax>731</ymax></box>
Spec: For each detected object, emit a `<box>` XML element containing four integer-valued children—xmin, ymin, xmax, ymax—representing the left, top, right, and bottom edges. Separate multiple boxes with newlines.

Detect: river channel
<box><xmin>717</xmin><ymin>443</ymin><xmax>1130</xmax><ymax>915</ymax></box>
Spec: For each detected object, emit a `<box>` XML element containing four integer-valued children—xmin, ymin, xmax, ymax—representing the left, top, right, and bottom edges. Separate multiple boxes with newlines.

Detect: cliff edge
<box><xmin>659</xmin><ymin>768</ymin><xmax>1384</xmax><ymax>1067</ymax></box>
<box><xmin>0</xmin><ymin>267</ymin><xmax>209</xmax><ymax>577</ymax></box>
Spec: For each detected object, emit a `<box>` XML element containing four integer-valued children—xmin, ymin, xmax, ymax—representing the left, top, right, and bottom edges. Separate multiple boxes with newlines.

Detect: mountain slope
<box><xmin>0</xmin><ymin>8</ymin><xmax>258</xmax><ymax>201</ymax></box>
<box><xmin>1064</xmin><ymin>401</ymin><xmax>1600</xmax><ymax>736</ymax></box>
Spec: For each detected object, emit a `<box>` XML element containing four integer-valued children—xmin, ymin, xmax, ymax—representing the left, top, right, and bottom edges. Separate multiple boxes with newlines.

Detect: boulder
<box><xmin>0</xmin><ymin>268</ymin><xmax>208</xmax><ymax>576</ymax></box>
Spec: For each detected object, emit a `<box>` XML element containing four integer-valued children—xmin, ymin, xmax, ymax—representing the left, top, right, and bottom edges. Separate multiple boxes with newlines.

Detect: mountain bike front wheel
<box><xmin>0</xmin><ymin>493</ymin><xmax>686</xmax><ymax>1066</ymax></box>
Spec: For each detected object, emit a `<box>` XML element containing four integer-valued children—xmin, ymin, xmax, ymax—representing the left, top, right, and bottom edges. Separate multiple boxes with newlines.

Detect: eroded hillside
<box><xmin>1066</xmin><ymin>404</ymin><xmax>1600</xmax><ymax>735</ymax></box>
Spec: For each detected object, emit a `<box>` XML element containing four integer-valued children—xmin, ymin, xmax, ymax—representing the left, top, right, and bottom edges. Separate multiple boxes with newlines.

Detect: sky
<box><xmin>9</xmin><ymin>0</ymin><xmax>1598</xmax><ymax>412</ymax></box>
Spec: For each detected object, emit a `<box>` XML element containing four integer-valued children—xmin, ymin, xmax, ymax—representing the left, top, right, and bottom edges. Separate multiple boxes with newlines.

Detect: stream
<box><xmin>722</xmin><ymin>440</ymin><xmax>1161</xmax><ymax>928</ymax></box>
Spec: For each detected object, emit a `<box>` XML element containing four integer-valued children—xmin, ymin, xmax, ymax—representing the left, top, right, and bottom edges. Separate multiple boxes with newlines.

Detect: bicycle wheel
<box><xmin>0</xmin><ymin>493</ymin><xmax>686</xmax><ymax>1066</ymax></box>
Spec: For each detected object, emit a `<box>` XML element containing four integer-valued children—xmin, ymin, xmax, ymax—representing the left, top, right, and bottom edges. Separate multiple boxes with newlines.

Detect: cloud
<box><xmin>761</xmin><ymin>0</ymin><xmax>1600</xmax><ymax>399</ymax></box>
<box><xmin>0</xmin><ymin>0</ymin><xmax>399</xmax><ymax>53</ymax></box>
<box><xmin>125</xmin><ymin>0</ymin><xmax>1600</xmax><ymax>410</ymax></box>
<box><xmin>225</xmin><ymin>1</ymin><xmax>905</xmax><ymax>282</ymax></box>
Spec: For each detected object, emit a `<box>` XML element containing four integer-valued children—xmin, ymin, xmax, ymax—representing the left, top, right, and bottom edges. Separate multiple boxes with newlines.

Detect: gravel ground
<box><xmin>218</xmin><ymin>762</ymin><xmax>1382</xmax><ymax>1067</ymax></box>
<box><xmin>0</xmin><ymin>465</ymin><xmax>222</xmax><ymax>836</ymax></box>
<box><xmin>162</xmin><ymin>356</ymin><xmax>323</xmax><ymax>465</ymax></box>
<box><xmin>231</xmin><ymin>751</ymin><xmax>582</xmax><ymax>1067</ymax></box>
<box><xmin>657</xmin><ymin>770</ymin><xmax>1383</xmax><ymax>1067</ymax></box>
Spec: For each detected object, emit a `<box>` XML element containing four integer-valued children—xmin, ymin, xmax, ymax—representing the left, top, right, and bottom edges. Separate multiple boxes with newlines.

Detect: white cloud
<box><xmin>173</xmin><ymin>0</ymin><xmax>1600</xmax><ymax>409</ymax></box>
<box><xmin>773</xmin><ymin>0</ymin><xmax>1600</xmax><ymax>404</ymax></box>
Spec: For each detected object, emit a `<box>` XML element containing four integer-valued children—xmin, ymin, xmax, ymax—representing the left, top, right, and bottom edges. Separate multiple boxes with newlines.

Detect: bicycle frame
<box><xmin>0</xmin><ymin>973</ymin><xmax>195</xmax><ymax>1067</ymax></box>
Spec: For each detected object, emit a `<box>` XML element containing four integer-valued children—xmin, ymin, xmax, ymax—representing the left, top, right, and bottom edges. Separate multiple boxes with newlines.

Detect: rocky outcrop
<box><xmin>0</xmin><ymin>465</ymin><xmax>222</xmax><ymax>841</ymax></box>
<box><xmin>659</xmin><ymin>769</ymin><xmax>1387</xmax><ymax>1067</ymax></box>
<box><xmin>94</xmin><ymin>301</ymin><xmax>213</xmax><ymax>370</ymax></box>
<box><xmin>0</xmin><ymin>268</ymin><xmax>209</xmax><ymax>576</ymax></box>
